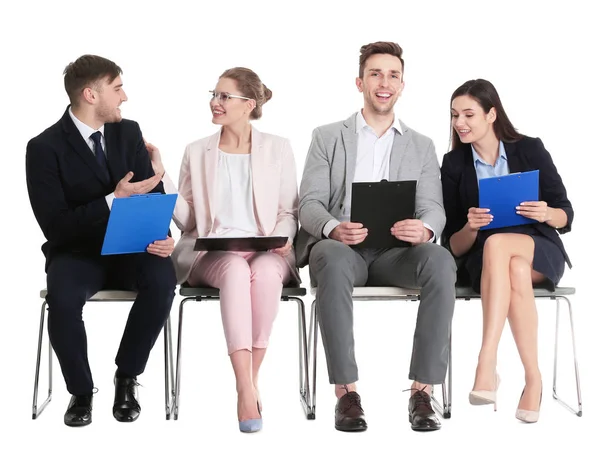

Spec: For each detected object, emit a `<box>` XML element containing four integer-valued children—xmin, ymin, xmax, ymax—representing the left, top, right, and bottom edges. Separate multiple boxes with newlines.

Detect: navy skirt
<box><xmin>461</xmin><ymin>227</ymin><xmax>566</xmax><ymax>294</ymax></box>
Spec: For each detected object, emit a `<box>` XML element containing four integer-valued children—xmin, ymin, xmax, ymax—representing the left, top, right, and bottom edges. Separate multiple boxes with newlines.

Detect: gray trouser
<box><xmin>309</xmin><ymin>239</ymin><xmax>457</xmax><ymax>385</ymax></box>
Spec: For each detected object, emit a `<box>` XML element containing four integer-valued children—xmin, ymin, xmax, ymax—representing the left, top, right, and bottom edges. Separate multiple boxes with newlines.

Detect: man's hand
<box><xmin>147</xmin><ymin>237</ymin><xmax>175</xmax><ymax>257</ymax></box>
<box><xmin>271</xmin><ymin>240</ymin><xmax>292</xmax><ymax>257</ymax></box>
<box><xmin>144</xmin><ymin>139</ymin><xmax>165</xmax><ymax>178</ymax></box>
<box><xmin>330</xmin><ymin>222</ymin><xmax>368</xmax><ymax>245</ymax></box>
<box><xmin>390</xmin><ymin>219</ymin><xmax>431</xmax><ymax>245</ymax></box>
<box><xmin>114</xmin><ymin>172</ymin><xmax>162</xmax><ymax>198</ymax></box>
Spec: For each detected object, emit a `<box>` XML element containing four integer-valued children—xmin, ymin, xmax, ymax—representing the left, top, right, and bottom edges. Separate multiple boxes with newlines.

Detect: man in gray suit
<box><xmin>297</xmin><ymin>42</ymin><xmax>456</xmax><ymax>432</ymax></box>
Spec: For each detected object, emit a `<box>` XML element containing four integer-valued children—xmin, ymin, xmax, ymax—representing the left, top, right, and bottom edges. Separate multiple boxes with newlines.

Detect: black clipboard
<box><xmin>350</xmin><ymin>180</ymin><xmax>416</xmax><ymax>249</ymax></box>
<box><xmin>194</xmin><ymin>236</ymin><xmax>288</xmax><ymax>252</ymax></box>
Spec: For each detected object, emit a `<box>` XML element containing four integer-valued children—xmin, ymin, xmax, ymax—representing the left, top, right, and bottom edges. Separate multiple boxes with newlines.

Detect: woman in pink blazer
<box><xmin>147</xmin><ymin>67</ymin><xmax>300</xmax><ymax>433</ymax></box>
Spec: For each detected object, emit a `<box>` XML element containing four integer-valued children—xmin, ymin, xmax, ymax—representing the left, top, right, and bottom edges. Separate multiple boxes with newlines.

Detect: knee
<box><xmin>45</xmin><ymin>290</ymin><xmax>85</xmax><ymax>317</ymax></box>
<box><xmin>309</xmin><ymin>239</ymin><xmax>354</xmax><ymax>274</ymax></box>
<box><xmin>509</xmin><ymin>256</ymin><xmax>532</xmax><ymax>289</ymax></box>
<box><xmin>419</xmin><ymin>244</ymin><xmax>457</xmax><ymax>281</ymax></box>
<box><xmin>250</xmin><ymin>255</ymin><xmax>284</xmax><ymax>282</ymax></box>
<box><xmin>140</xmin><ymin>255</ymin><xmax>177</xmax><ymax>296</ymax></box>
<box><xmin>219</xmin><ymin>255</ymin><xmax>252</xmax><ymax>285</ymax></box>
<box><xmin>482</xmin><ymin>234</ymin><xmax>507</xmax><ymax>258</ymax></box>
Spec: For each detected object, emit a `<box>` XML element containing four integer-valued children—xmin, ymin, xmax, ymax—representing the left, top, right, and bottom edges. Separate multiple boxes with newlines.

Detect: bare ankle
<box><xmin>524</xmin><ymin>370</ymin><xmax>542</xmax><ymax>384</ymax></box>
<box><xmin>334</xmin><ymin>383</ymin><xmax>357</xmax><ymax>398</ymax></box>
<box><xmin>477</xmin><ymin>352</ymin><xmax>497</xmax><ymax>368</ymax></box>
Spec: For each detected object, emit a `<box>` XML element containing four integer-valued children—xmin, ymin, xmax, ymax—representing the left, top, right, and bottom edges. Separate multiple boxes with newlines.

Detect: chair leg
<box><xmin>306</xmin><ymin>299</ymin><xmax>318</xmax><ymax>419</ymax></box>
<box><xmin>173</xmin><ymin>297</ymin><xmax>192</xmax><ymax>420</ymax></box>
<box><xmin>431</xmin><ymin>332</ymin><xmax>452</xmax><ymax>419</ymax></box>
<box><xmin>32</xmin><ymin>301</ymin><xmax>52</xmax><ymax>419</ymax></box>
<box><xmin>164</xmin><ymin>316</ymin><xmax>175</xmax><ymax>420</ymax></box>
<box><xmin>289</xmin><ymin>296</ymin><xmax>313</xmax><ymax>420</ymax></box>
<box><xmin>553</xmin><ymin>296</ymin><xmax>583</xmax><ymax>416</ymax></box>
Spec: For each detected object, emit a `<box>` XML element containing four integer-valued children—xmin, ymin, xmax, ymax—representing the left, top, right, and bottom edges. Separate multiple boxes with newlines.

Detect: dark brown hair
<box><xmin>450</xmin><ymin>79</ymin><xmax>522</xmax><ymax>149</ymax></box>
<box><xmin>219</xmin><ymin>67</ymin><xmax>272</xmax><ymax>120</ymax></box>
<box><xmin>63</xmin><ymin>55</ymin><xmax>122</xmax><ymax>106</ymax></box>
<box><xmin>359</xmin><ymin>41</ymin><xmax>405</xmax><ymax>78</ymax></box>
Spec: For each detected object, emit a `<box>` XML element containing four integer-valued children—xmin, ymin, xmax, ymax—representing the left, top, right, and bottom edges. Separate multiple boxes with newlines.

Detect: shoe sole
<box><xmin>335</xmin><ymin>424</ymin><xmax>368</xmax><ymax>432</ymax></box>
<box><xmin>64</xmin><ymin>418</ymin><xmax>92</xmax><ymax>427</ymax></box>
<box><xmin>469</xmin><ymin>394</ymin><xmax>495</xmax><ymax>405</ymax></box>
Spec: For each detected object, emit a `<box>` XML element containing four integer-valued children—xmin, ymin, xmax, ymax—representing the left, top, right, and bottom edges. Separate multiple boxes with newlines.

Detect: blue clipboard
<box><xmin>479</xmin><ymin>170</ymin><xmax>539</xmax><ymax>230</ymax></box>
<box><xmin>101</xmin><ymin>193</ymin><xmax>177</xmax><ymax>255</ymax></box>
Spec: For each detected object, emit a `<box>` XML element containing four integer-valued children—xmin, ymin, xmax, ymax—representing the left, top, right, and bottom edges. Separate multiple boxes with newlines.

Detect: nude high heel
<box><xmin>469</xmin><ymin>372</ymin><xmax>501</xmax><ymax>411</ymax></box>
<box><xmin>515</xmin><ymin>384</ymin><xmax>542</xmax><ymax>423</ymax></box>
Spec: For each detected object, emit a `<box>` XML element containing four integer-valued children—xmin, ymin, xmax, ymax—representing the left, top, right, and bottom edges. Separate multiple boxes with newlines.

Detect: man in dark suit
<box><xmin>26</xmin><ymin>55</ymin><xmax>177</xmax><ymax>427</ymax></box>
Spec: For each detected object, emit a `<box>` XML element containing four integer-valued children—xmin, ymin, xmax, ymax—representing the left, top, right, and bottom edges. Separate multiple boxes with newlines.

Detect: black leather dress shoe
<box><xmin>408</xmin><ymin>390</ymin><xmax>441</xmax><ymax>431</ymax></box>
<box><xmin>64</xmin><ymin>394</ymin><xmax>93</xmax><ymax>427</ymax></box>
<box><xmin>335</xmin><ymin>391</ymin><xmax>368</xmax><ymax>432</ymax></box>
<box><xmin>113</xmin><ymin>377</ymin><xmax>141</xmax><ymax>422</ymax></box>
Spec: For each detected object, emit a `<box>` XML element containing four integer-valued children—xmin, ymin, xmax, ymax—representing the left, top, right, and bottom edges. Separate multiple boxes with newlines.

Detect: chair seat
<box><xmin>310</xmin><ymin>286</ymin><xmax>576</xmax><ymax>299</ymax></box>
<box><xmin>179</xmin><ymin>284</ymin><xmax>306</xmax><ymax>298</ymax></box>
<box><xmin>39</xmin><ymin>289</ymin><xmax>138</xmax><ymax>301</ymax></box>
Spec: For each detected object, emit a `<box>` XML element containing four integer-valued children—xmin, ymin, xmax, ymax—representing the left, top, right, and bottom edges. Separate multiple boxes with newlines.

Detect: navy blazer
<box><xmin>440</xmin><ymin>135</ymin><xmax>573</xmax><ymax>268</ymax></box>
<box><xmin>26</xmin><ymin>106</ymin><xmax>164</xmax><ymax>270</ymax></box>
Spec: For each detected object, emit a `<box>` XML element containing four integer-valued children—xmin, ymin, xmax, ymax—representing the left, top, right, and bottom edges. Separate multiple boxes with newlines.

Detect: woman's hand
<box><xmin>144</xmin><ymin>139</ymin><xmax>165</xmax><ymax>178</ymax></box>
<box><xmin>271</xmin><ymin>240</ymin><xmax>292</xmax><ymax>257</ymax></box>
<box><xmin>516</xmin><ymin>201</ymin><xmax>549</xmax><ymax>223</ymax></box>
<box><xmin>466</xmin><ymin>207</ymin><xmax>493</xmax><ymax>231</ymax></box>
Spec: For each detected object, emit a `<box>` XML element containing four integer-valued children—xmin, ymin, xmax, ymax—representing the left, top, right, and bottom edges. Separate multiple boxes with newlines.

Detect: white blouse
<box><xmin>210</xmin><ymin>150</ymin><xmax>260</xmax><ymax>237</ymax></box>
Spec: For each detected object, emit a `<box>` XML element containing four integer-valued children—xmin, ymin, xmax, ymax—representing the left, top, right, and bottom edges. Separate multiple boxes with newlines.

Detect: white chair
<box><xmin>172</xmin><ymin>284</ymin><xmax>311</xmax><ymax>420</ymax></box>
<box><xmin>32</xmin><ymin>289</ymin><xmax>175</xmax><ymax>420</ymax></box>
<box><xmin>305</xmin><ymin>285</ymin><xmax>582</xmax><ymax>419</ymax></box>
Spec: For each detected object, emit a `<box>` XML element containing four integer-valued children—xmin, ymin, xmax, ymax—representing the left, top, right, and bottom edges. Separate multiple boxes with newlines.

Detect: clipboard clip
<box><xmin>131</xmin><ymin>193</ymin><xmax>164</xmax><ymax>198</ymax></box>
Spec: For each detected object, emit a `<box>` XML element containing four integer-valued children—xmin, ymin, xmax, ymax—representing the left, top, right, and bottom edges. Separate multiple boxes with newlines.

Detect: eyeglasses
<box><xmin>209</xmin><ymin>90</ymin><xmax>253</xmax><ymax>104</ymax></box>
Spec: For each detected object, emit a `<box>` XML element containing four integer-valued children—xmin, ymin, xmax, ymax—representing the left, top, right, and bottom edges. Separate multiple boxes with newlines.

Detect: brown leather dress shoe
<box><xmin>335</xmin><ymin>391</ymin><xmax>368</xmax><ymax>432</ymax></box>
<box><xmin>408</xmin><ymin>390</ymin><xmax>441</xmax><ymax>431</ymax></box>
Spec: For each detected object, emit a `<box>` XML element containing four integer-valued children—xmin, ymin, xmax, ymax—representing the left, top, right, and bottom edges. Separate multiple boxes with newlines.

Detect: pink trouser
<box><xmin>188</xmin><ymin>251</ymin><xmax>290</xmax><ymax>354</ymax></box>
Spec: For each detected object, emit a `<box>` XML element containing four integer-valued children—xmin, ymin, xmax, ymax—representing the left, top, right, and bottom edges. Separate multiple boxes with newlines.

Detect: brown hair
<box><xmin>450</xmin><ymin>79</ymin><xmax>522</xmax><ymax>149</ymax></box>
<box><xmin>359</xmin><ymin>41</ymin><xmax>405</xmax><ymax>78</ymax></box>
<box><xmin>219</xmin><ymin>67</ymin><xmax>272</xmax><ymax>120</ymax></box>
<box><xmin>63</xmin><ymin>55</ymin><xmax>122</xmax><ymax>106</ymax></box>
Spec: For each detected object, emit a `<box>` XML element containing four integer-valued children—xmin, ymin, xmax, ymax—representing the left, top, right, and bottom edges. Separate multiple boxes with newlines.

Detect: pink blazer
<box><xmin>165</xmin><ymin>127</ymin><xmax>300</xmax><ymax>284</ymax></box>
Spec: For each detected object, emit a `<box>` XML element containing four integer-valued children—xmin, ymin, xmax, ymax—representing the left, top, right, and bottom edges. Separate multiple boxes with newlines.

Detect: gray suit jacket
<box><xmin>296</xmin><ymin>112</ymin><xmax>446</xmax><ymax>267</ymax></box>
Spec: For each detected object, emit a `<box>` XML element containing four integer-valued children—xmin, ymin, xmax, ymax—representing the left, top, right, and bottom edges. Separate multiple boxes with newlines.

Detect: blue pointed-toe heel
<box><xmin>239</xmin><ymin>402</ymin><xmax>262</xmax><ymax>433</ymax></box>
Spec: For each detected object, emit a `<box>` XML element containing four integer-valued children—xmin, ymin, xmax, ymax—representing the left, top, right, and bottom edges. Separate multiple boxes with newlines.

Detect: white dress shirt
<box><xmin>323</xmin><ymin>111</ymin><xmax>435</xmax><ymax>242</ymax></box>
<box><xmin>209</xmin><ymin>150</ymin><xmax>260</xmax><ymax>237</ymax></box>
<box><xmin>68</xmin><ymin>107</ymin><xmax>115</xmax><ymax>209</ymax></box>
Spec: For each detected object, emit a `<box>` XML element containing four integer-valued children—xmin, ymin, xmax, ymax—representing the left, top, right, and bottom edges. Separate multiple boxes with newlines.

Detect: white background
<box><xmin>1</xmin><ymin>0</ymin><xmax>598</xmax><ymax>452</ymax></box>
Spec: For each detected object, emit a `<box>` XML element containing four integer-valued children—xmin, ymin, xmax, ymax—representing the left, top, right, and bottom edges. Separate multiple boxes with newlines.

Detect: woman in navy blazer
<box><xmin>441</xmin><ymin>79</ymin><xmax>573</xmax><ymax>423</ymax></box>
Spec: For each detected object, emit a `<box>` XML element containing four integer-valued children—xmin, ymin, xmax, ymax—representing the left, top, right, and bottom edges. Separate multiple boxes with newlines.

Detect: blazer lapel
<box><xmin>341</xmin><ymin>114</ymin><xmax>358</xmax><ymax>200</ymax></box>
<box><xmin>504</xmin><ymin>141</ymin><xmax>523</xmax><ymax>173</ymax></box>
<box><xmin>204</xmin><ymin>130</ymin><xmax>221</xmax><ymax>224</ymax></box>
<box><xmin>62</xmin><ymin>110</ymin><xmax>110</xmax><ymax>185</ymax></box>
<box><xmin>250</xmin><ymin>127</ymin><xmax>267</xmax><ymax>233</ymax></box>
<box><xmin>461</xmin><ymin>144</ymin><xmax>480</xmax><ymax>210</ymax></box>
<box><xmin>104</xmin><ymin>123</ymin><xmax>123</xmax><ymax>185</ymax></box>
<box><xmin>389</xmin><ymin>120</ymin><xmax>410</xmax><ymax>180</ymax></box>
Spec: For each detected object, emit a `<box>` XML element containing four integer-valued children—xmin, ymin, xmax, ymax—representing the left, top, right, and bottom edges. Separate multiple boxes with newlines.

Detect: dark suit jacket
<box><xmin>26</xmin><ymin>106</ymin><xmax>165</xmax><ymax>271</ymax></box>
<box><xmin>440</xmin><ymin>135</ymin><xmax>573</xmax><ymax>269</ymax></box>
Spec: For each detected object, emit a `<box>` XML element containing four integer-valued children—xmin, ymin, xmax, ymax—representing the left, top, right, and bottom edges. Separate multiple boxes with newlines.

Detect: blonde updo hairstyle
<box><xmin>219</xmin><ymin>67</ymin><xmax>272</xmax><ymax>120</ymax></box>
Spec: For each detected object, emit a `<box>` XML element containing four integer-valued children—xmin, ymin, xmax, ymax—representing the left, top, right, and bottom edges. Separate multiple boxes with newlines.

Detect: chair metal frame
<box><xmin>455</xmin><ymin>285</ymin><xmax>582</xmax><ymax>417</ymax></box>
<box><xmin>305</xmin><ymin>285</ymin><xmax>582</xmax><ymax>420</ymax></box>
<box><xmin>305</xmin><ymin>287</ymin><xmax>451</xmax><ymax>420</ymax></box>
<box><xmin>32</xmin><ymin>289</ymin><xmax>176</xmax><ymax>420</ymax></box>
<box><xmin>173</xmin><ymin>285</ymin><xmax>313</xmax><ymax>420</ymax></box>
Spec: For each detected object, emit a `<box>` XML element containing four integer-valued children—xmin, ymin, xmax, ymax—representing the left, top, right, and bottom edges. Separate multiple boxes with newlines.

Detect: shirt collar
<box><xmin>471</xmin><ymin>141</ymin><xmax>507</xmax><ymax>166</ymax></box>
<box><xmin>68</xmin><ymin>106</ymin><xmax>105</xmax><ymax>141</ymax></box>
<box><xmin>356</xmin><ymin>110</ymin><xmax>403</xmax><ymax>136</ymax></box>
